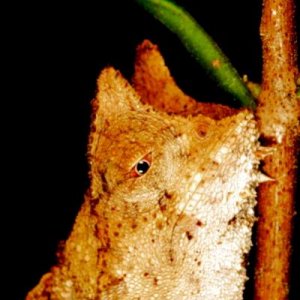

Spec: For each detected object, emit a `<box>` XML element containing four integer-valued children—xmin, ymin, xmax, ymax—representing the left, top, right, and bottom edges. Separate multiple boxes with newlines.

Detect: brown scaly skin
<box><xmin>27</xmin><ymin>41</ymin><xmax>267</xmax><ymax>300</ymax></box>
<box><xmin>133</xmin><ymin>40</ymin><xmax>238</xmax><ymax>120</ymax></box>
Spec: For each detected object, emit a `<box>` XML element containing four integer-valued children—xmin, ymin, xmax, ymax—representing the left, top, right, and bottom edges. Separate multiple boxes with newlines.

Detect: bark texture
<box><xmin>255</xmin><ymin>0</ymin><xmax>299</xmax><ymax>298</ymax></box>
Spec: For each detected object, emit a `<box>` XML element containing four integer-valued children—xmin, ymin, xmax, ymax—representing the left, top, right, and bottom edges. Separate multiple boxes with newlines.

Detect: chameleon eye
<box><xmin>134</xmin><ymin>159</ymin><xmax>151</xmax><ymax>176</ymax></box>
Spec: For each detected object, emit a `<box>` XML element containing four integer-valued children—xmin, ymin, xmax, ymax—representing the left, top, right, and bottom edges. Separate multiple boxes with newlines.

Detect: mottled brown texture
<box><xmin>255</xmin><ymin>0</ymin><xmax>300</xmax><ymax>299</ymax></box>
<box><xmin>27</xmin><ymin>42</ymin><xmax>264</xmax><ymax>300</ymax></box>
<box><xmin>133</xmin><ymin>40</ymin><xmax>237</xmax><ymax>120</ymax></box>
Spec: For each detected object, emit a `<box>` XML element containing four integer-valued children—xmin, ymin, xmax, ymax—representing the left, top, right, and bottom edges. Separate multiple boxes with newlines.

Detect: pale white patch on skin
<box><xmin>171</xmin><ymin>112</ymin><xmax>259</xmax><ymax>300</ymax></box>
<box><xmin>178</xmin><ymin>172</ymin><xmax>203</xmax><ymax>213</ymax></box>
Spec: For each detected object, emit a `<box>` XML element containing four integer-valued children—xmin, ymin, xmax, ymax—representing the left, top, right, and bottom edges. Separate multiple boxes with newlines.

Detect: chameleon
<box><xmin>27</xmin><ymin>40</ymin><xmax>269</xmax><ymax>300</ymax></box>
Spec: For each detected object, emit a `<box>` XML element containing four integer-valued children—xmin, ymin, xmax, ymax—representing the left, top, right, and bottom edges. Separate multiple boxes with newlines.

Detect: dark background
<box><xmin>7</xmin><ymin>1</ymin><xmax>299</xmax><ymax>299</ymax></box>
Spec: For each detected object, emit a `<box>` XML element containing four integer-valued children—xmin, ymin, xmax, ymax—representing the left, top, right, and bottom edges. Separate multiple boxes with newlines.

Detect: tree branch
<box><xmin>255</xmin><ymin>0</ymin><xmax>299</xmax><ymax>298</ymax></box>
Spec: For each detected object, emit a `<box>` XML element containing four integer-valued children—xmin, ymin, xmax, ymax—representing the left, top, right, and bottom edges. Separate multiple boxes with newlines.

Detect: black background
<box><xmin>6</xmin><ymin>1</ymin><xmax>299</xmax><ymax>299</ymax></box>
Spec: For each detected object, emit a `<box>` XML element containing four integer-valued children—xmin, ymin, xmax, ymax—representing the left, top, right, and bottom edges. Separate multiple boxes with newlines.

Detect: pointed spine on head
<box><xmin>88</xmin><ymin>67</ymin><xmax>143</xmax><ymax>198</ymax></box>
<box><xmin>88</xmin><ymin>67</ymin><xmax>143</xmax><ymax>162</ymax></box>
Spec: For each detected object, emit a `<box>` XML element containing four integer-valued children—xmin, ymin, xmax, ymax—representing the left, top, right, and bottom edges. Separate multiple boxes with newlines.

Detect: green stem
<box><xmin>136</xmin><ymin>0</ymin><xmax>256</xmax><ymax>108</ymax></box>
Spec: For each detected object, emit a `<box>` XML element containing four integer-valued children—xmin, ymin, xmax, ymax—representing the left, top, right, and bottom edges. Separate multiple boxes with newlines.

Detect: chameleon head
<box><xmin>86</xmin><ymin>68</ymin><xmax>261</xmax><ymax>299</ymax></box>
<box><xmin>26</xmin><ymin>44</ymin><xmax>264</xmax><ymax>300</ymax></box>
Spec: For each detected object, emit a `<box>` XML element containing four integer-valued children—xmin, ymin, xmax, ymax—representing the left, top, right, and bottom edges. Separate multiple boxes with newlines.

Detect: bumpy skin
<box><xmin>133</xmin><ymin>40</ymin><xmax>238</xmax><ymax>120</ymax></box>
<box><xmin>27</xmin><ymin>43</ymin><xmax>263</xmax><ymax>300</ymax></box>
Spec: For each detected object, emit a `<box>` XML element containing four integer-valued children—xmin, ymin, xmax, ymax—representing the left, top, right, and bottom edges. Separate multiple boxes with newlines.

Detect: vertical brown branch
<box><xmin>255</xmin><ymin>0</ymin><xmax>299</xmax><ymax>299</ymax></box>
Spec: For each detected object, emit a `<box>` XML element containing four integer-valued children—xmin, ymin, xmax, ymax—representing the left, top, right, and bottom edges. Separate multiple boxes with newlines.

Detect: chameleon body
<box><xmin>27</xmin><ymin>41</ymin><xmax>264</xmax><ymax>300</ymax></box>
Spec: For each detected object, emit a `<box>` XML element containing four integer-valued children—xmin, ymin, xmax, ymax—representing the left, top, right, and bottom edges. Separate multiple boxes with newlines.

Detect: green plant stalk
<box><xmin>136</xmin><ymin>0</ymin><xmax>256</xmax><ymax>108</ymax></box>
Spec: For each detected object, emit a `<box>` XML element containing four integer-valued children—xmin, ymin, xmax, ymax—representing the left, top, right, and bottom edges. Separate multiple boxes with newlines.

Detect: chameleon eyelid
<box><xmin>130</xmin><ymin>152</ymin><xmax>153</xmax><ymax>177</ymax></box>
